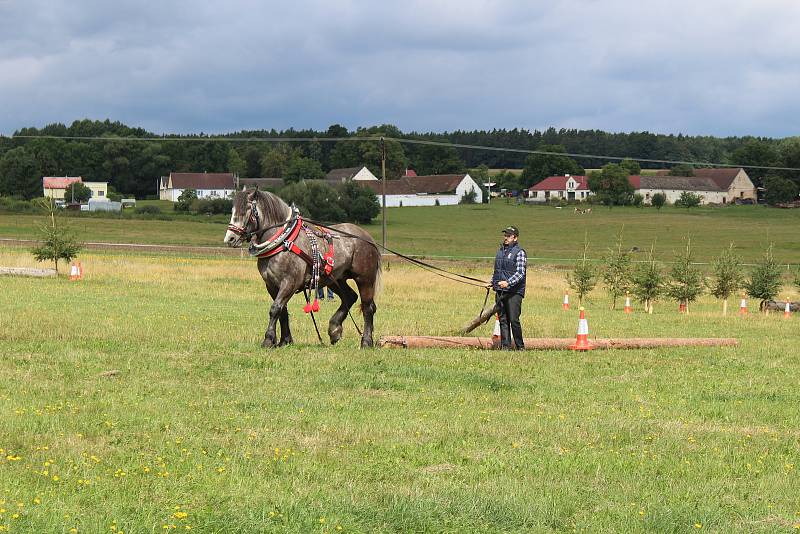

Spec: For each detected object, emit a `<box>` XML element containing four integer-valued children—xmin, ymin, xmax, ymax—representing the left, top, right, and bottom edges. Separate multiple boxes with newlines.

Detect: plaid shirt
<box><xmin>505</xmin><ymin>248</ymin><xmax>527</xmax><ymax>287</ymax></box>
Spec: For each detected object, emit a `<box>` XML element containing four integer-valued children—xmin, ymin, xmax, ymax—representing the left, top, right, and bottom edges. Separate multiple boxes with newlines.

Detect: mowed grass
<box><xmin>1</xmin><ymin>249</ymin><xmax>799</xmax><ymax>532</ymax></box>
<box><xmin>2</xmin><ymin>203</ymin><xmax>800</xmax><ymax>264</ymax></box>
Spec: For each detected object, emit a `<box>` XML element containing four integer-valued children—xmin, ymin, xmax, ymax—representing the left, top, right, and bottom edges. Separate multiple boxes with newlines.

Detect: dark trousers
<box><xmin>496</xmin><ymin>292</ymin><xmax>524</xmax><ymax>349</ymax></box>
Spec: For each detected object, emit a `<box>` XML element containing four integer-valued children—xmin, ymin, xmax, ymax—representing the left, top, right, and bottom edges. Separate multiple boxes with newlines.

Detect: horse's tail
<box><xmin>374</xmin><ymin>254</ymin><xmax>383</xmax><ymax>297</ymax></box>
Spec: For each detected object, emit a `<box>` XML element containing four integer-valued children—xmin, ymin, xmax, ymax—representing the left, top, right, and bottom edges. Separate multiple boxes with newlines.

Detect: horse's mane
<box><xmin>235</xmin><ymin>188</ymin><xmax>290</xmax><ymax>226</ymax></box>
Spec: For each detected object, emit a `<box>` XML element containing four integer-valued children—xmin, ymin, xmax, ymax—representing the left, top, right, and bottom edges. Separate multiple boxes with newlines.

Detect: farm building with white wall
<box><xmin>159</xmin><ymin>172</ymin><xmax>236</xmax><ymax>201</ymax></box>
<box><xmin>324</xmin><ymin>166</ymin><xmax>378</xmax><ymax>183</ymax></box>
<box><xmin>631</xmin><ymin>168</ymin><xmax>756</xmax><ymax>205</ymax></box>
<box><xmin>527</xmin><ymin>174</ymin><xmax>590</xmax><ymax>202</ymax></box>
<box><xmin>43</xmin><ymin>177</ymin><xmax>109</xmax><ymax>201</ymax></box>
<box><xmin>360</xmin><ymin>174</ymin><xmax>482</xmax><ymax>207</ymax></box>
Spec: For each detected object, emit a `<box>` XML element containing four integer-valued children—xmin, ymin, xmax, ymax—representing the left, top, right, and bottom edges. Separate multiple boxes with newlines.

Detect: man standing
<box><xmin>488</xmin><ymin>225</ymin><xmax>527</xmax><ymax>350</ymax></box>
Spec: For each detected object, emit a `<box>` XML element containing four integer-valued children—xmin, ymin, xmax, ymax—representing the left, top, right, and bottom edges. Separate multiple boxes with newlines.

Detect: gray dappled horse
<box><xmin>223</xmin><ymin>189</ymin><xmax>381</xmax><ymax>348</ymax></box>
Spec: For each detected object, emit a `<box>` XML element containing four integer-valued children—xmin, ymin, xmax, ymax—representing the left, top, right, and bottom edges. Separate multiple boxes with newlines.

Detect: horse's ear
<box><xmin>246</xmin><ymin>187</ymin><xmax>257</xmax><ymax>200</ymax></box>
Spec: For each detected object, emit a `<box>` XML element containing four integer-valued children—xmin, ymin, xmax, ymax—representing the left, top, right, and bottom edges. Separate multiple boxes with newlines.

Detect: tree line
<box><xmin>2</xmin><ymin>119</ymin><xmax>800</xmax><ymax>200</ymax></box>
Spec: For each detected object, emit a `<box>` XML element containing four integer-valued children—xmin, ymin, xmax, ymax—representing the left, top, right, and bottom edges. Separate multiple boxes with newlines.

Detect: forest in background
<box><xmin>1</xmin><ymin>119</ymin><xmax>799</xmax><ymax>199</ymax></box>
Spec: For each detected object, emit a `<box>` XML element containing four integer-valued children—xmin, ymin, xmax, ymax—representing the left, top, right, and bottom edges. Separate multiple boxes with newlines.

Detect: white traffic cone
<box><xmin>738</xmin><ymin>295</ymin><xmax>748</xmax><ymax>315</ymax></box>
<box><xmin>784</xmin><ymin>299</ymin><xmax>792</xmax><ymax>319</ymax></box>
<box><xmin>69</xmin><ymin>263</ymin><xmax>79</xmax><ymax>281</ymax></box>
<box><xmin>562</xmin><ymin>291</ymin><xmax>570</xmax><ymax>311</ymax></box>
<box><xmin>491</xmin><ymin>314</ymin><xmax>501</xmax><ymax>348</ymax></box>
<box><xmin>624</xmin><ymin>292</ymin><xmax>632</xmax><ymax>314</ymax></box>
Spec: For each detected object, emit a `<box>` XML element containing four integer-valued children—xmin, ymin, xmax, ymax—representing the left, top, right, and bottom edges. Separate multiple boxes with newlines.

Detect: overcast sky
<box><xmin>1</xmin><ymin>0</ymin><xmax>799</xmax><ymax>138</ymax></box>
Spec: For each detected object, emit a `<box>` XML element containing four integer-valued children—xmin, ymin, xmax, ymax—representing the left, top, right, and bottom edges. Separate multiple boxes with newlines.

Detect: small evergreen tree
<box><xmin>63</xmin><ymin>182</ymin><xmax>92</xmax><ymax>203</ymax></box>
<box><xmin>708</xmin><ymin>243</ymin><xmax>744</xmax><ymax>315</ymax></box>
<box><xmin>459</xmin><ymin>187</ymin><xmax>477</xmax><ymax>204</ymax></box>
<box><xmin>602</xmin><ymin>228</ymin><xmax>632</xmax><ymax>309</ymax></box>
<box><xmin>666</xmin><ymin>237</ymin><xmax>704</xmax><ymax>313</ymax></box>
<box><xmin>794</xmin><ymin>265</ymin><xmax>800</xmax><ymax>292</ymax></box>
<box><xmin>651</xmin><ymin>192</ymin><xmax>666</xmax><ymax>209</ymax></box>
<box><xmin>566</xmin><ymin>239</ymin><xmax>597</xmax><ymax>306</ymax></box>
<box><xmin>744</xmin><ymin>244</ymin><xmax>783</xmax><ymax>312</ymax></box>
<box><xmin>31</xmin><ymin>198</ymin><xmax>82</xmax><ymax>274</ymax></box>
<box><xmin>632</xmin><ymin>244</ymin><xmax>663</xmax><ymax>314</ymax></box>
<box><xmin>674</xmin><ymin>191</ymin><xmax>702</xmax><ymax>208</ymax></box>
<box><xmin>175</xmin><ymin>189</ymin><xmax>197</xmax><ymax>212</ymax></box>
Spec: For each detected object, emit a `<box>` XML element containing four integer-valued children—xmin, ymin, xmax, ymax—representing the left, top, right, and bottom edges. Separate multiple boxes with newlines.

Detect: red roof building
<box><xmin>528</xmin><ymin>175</ymin><xmax>590</xmax><ymax>202</ymax></box>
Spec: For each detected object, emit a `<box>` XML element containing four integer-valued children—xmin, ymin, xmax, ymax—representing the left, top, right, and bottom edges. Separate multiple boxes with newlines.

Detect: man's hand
<box><xmin>498</xmin><ymin>281</ymin><xmax>509</xmax><ymax>289</ymax></box>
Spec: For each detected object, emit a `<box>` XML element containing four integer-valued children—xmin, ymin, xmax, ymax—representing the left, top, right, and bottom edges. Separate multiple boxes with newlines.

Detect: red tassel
<box><xmin>303</xmin><ymin>301</ymin><xmax>312</xmax><ymax>313</ymax></box>
<box><xmin>311</xmin><ymin>299</ymin><xmax>320</xmax><ymax>312</ymax></box>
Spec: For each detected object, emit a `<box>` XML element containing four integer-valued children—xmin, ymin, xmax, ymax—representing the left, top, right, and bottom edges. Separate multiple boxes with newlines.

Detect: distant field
<box><xmin>1</xmin><ymin>249</ymin><xmax>798</xmax><ymax>532</ymax></box>
<box><xmin>2</xmin><ymin>203</ymin><xmax>799</xmax><ymax>265</ymax></box>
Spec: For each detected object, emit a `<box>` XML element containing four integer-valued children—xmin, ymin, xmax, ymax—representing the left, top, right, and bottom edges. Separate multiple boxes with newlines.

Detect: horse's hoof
<box><xmin>261</xmin><ymin>338</ymin><xmax>276</xmax><ymax>349</ymax></box>
<box><xmin>360</xmin><ymin>338</ymin><xmax>374</xmax><ymax>348</ymax></box>
<box><xmin>277</xmin><ymin>338</ymin><xmax>293</xmax><ymax>347</ymax></box>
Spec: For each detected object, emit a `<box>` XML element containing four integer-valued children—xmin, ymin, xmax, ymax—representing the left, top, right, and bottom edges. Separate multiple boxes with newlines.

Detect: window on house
<box><xmin>558</xmin><ymin>191</ymin><xmax>563</xmax><ymax>198</ymax></box>
<box><xmin>98</xmin><ymin>191</ymin><xmax>104</xmax><ymax>197</ymax></box>
<box><xmin>645</xmin><ymin>193</ymin><xmax>650</xmax><ymax>199</ymax></box>
<box><xmin>740</xmin><ymin>191</ymin><xmax>744</xmax><ymax>197</ymax></box>
<box><xmin>545</xmin><ymin>191</ymin><xmax>550</xmax><ymax>199</ymax></box>
<box><xmin>532</xmin><ymin>191</ymin><xmax>538</xmax><ymax>198</ymax></box>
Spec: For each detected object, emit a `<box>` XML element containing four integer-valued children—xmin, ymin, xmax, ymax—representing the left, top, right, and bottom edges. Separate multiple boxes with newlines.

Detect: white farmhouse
<box><xmin>526</xmin><ymin>174</ymin><xmax>591</xmax><ymax>202</ymax></box>
<box><xmin>159</xmin><ymin>172</ymin><xmax>236</xmax><ymax>201</ymax></box>
<box><xmin>324</xmin><ymin>166</ymin><xmax>378</xmax><ymax>183</ymax></box>
<box><xmin>360</xmin><ymin>174</ymin><xmax>483</xmax><ymax>207</ymax></box>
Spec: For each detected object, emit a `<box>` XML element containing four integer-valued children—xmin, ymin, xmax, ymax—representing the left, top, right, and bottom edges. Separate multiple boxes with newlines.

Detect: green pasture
<box><xmin>0</xmin><ymin>249</ymin><xmax>799</xmax><ymax>532</ymax></box>
<box><xmin>1</xmin><ymin>203</ymin><xmax>799</xmax><ymax>264</ymax></box>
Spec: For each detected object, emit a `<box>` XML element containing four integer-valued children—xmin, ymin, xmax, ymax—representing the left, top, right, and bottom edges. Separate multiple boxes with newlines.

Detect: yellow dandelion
<box><xmin>694</xmin><ymin>523</ymin><xmax>702</xmax><ymax>529</ymax></box>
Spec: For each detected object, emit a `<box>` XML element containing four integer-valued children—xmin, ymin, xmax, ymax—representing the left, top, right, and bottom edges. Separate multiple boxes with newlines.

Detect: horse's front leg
<box><xmin>263</xmin><ymin>284</ymin><xmax>294</xmax><ymax>349</ymax></box>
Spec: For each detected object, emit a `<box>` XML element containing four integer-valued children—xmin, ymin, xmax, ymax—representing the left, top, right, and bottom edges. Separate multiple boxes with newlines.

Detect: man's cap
<box><xmin>501</xmin><ymin>225</ymin><xmax>519</xmax><ymax>236</ymax></box>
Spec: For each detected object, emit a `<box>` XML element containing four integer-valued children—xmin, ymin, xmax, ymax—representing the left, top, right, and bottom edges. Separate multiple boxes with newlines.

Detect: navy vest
<box><xmin>493</xmin><ymin>242</ymin><xmax>526</xmax><ymax>297</ymax></box>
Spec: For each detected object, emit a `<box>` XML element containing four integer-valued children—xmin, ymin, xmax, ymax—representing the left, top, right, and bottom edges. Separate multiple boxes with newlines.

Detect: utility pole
<box><xmin>381</xmin><ymin>136</ymin><xmax>386</xmax><ymax>250</ymax></box>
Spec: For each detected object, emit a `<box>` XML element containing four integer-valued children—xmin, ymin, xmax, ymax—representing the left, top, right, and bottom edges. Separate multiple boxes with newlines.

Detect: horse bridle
<box><xmin>227</xmin><ymin>200</ymin><xmax>261</xmax><ymax>241</ymax></box>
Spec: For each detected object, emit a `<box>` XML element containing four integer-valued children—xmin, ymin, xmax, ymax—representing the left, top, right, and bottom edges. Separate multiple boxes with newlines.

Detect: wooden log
<box><xmin>0</xmin><ymin>266</ymin><xmax>57</xmax><ymax>277</ymax></box>
<box><xmin>764</xmin><ymin>300</ymin><xmax>799</xmax><ymax>312</ymax></box>
<box><xmin>378</xmin><ymin>336</ymin><xmax>738</xmax><ymax>350</ymax></box>
<box><xmin>461</xmin><ymin>303</ymin><xmax>499</xmax><ymax>334</ymax></box>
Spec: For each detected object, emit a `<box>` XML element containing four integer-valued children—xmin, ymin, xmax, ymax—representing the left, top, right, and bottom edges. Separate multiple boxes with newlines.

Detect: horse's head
<box><xmin>223</xmin><ymin>188</ymin><xmax>291</xmax><ymax>247</ymax></box>
<box><xmin>224</xmin><ymin>189</ymin><xmax>259</xmax><ymax>247</ymax></box>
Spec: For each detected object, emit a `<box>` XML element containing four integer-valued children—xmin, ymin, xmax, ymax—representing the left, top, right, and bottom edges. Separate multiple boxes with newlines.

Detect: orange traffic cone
<box><xmin>623</xmin><ymin>292</ymin><xmax>632</xmax><ymax>314</ymax></box>
<box><xmin>738</xmin><ymin>295</ymin><xmax>748</xmax><ymax>315</ymax></box>
<box><xmin>77</xmin><ymin>261</ymin><xmax>83</xmax><ymax>280</ymax></box>
<box><xmin>562</xmin><ymin>291</ymin><xmax>570</xmax><ymax>311</ymax></box>
<box><xmin>491</xmin><ymin>314</ymin><xmax>501</xmax><ymax>348</ymax></box>
<box><xmin>69</xmin><ymin>262</ymin><xmax>79</xmax><ymax>281</ymax></box>
<box><xmin>679</xmin><ymin>300</ymin><xmax>687</xmax><ymax>313</ymax></box>
<box><xmin>784</xmin><ymin>299</ymin><xmax>791</xmax><ymax>319</ymax></box>
<box><xmin>569</xmin><ymin>307</ymin><xmax>594</xmax><ymax>351</ymax></box>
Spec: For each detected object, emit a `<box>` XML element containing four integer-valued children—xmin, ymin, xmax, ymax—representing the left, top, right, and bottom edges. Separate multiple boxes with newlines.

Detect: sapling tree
<box><xmin>708</xmin><ymin>243</ymin><xmax>744</xmax><ymax>315</ymax></box>
<box><xmin>632</xmin><ymin>244</ymin><xmax>663</xmax><ymax>314</ymax></box>
<box><xmin>566</xmin><ymin>239</ymin><xmax>597</xmax><ymax>306</ymax></box>
<box><xmin>666</xmin><ymin>237</ymin><xmax>705</xmax><ymax>313</ymax></box>
<box><xmin>744</xmin><ymin>244</ymin><xmax>783</xmax><ymax>312</ymax></box>
<box><xmin>31</xmin><ymin>198</ymin><xmax>82</xmax><ymax>274</ymax></box>
<box><xmin>602</xmin><ymin>228</ymin><xmax>632</xmax><ymax>309</ymax></box>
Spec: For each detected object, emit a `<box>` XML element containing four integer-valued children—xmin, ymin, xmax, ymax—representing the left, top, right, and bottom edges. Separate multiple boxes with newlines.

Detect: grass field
<box><xmin>1</xmin><ymin>246</ymin><xmax>799</xmax><ymax>532</ymax></box>
<box><xmin>2</xmin><ymin>203</ymin><xmax>799</xmax><ymax>265</ymax></box>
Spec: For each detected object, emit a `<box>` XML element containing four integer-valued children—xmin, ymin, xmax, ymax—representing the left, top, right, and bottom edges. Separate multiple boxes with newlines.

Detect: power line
<box><xmin>6</xmin><ymin>133</ymin><xmax>800</xmax><ymax>172</ymax></box>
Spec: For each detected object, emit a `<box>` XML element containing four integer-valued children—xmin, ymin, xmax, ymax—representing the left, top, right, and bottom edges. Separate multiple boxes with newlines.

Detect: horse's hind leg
<box><xmin>277</xmin><ymin>306</ymin><xmax>293</xmax><ymax>346</ymax></box>
<box><xmin>356</xmin><ymin>280</ymin><xmax>377</xmax><ymax>348</ymax></box>
<box><xmin>328</xmin><ymin>281</ymin><xmax>358</xmax><ymax>345</ymax></box>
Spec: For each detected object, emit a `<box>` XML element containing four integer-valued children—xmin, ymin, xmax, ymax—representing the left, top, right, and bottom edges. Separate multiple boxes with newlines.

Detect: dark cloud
<box><xmin>1</xmin><ymin>0</ymin><xmax>799</xmax><ymax>136</ymax></box>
